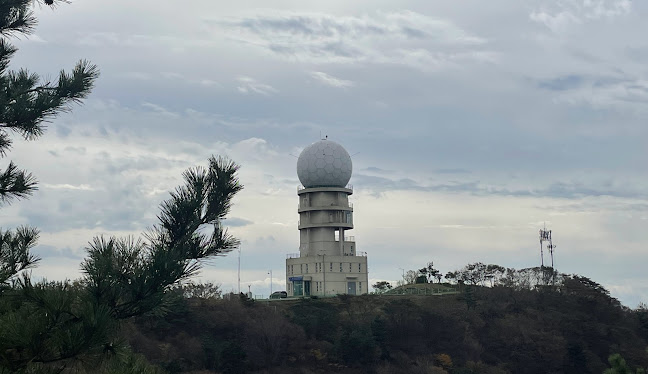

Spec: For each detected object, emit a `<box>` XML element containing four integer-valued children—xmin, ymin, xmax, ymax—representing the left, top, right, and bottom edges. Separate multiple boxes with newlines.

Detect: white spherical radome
<box><xmin>297</xmin><ymin>139</ymin><xmax>352</xmax><ymax>188</ymax></box>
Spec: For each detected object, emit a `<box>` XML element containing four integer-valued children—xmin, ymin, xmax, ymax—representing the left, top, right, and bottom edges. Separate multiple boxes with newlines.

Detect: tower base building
<box><xmin>286</xmin><ymin>140</ymin><xmax>368</xmax><ymax>296</ymax></box>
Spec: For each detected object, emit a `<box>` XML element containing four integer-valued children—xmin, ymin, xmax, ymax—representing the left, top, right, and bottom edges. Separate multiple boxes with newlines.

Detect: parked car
<box><xmin>270</xmin><ymin>291</ymin><xmax>288</xmax><ymax>299</ymax></box>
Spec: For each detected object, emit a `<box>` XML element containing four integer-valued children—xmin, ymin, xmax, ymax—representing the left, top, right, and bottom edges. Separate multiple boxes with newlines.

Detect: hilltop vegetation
<box><xmin>123</xmin><ymin>275</ymin><xmax>648</xmax><ymax>374</ymax></box>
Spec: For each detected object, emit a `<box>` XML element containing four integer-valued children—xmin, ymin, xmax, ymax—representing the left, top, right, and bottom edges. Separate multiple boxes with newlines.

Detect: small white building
<box><xmin>286</xmin><ymin>139</ymin><xmax>368</xmax><ymax>296</ymax></box>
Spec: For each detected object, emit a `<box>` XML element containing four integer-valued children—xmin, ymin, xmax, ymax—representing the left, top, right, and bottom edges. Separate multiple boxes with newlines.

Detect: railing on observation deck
<box><xmin>298</xmin><ymin>184</ymin><xmax>353</xmax><ymax>192</ymax></box>
<box><xmin>298</xmin><ymin>215</ymin><xmax>353</xmax><ymax>227</ymax></box>
<box><xmin>298</xmin><ymin>202</ymin><xmax>353</xmax><ymax>210</ymax></box>
<box><xmin>287</xmin><ymin>251</ymin><xmax>366</xmax><ymax>258</ymax></box>
<box><xmin>344</xmin><ymin>236</ymin><xmax>355</xmax><ymax>242</ymax></box>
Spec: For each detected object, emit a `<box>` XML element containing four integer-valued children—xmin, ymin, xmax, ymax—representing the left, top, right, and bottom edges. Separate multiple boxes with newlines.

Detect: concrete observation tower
<box><xmin>286</xmin><ymin>139</ymin><xmax>368</xmax><ymax>296</ymax></box>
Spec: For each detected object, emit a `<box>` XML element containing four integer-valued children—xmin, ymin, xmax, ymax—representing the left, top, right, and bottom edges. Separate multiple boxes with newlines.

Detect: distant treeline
<box><xmin>123</xmin><ymin>272</ymin><xmax>648</xmax><ymax>374</ymax></box>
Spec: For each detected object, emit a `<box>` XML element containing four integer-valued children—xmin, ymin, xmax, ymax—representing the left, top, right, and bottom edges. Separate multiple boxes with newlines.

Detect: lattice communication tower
<box><xmin>539</xmin><ymin>224</ymin><xmax>556</xmax><ymax>269</ymax></box>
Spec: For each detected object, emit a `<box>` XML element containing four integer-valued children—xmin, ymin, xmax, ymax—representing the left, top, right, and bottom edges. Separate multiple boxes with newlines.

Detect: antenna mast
<box><xmin>539</xmin><ymin>224</ymin><xmax>557</xmax><ymax>284</ymax></box>
<box><xmin>548</xmin><ymin>242</ymin><xmax>556</xmax><ymax>269</ymax></box>
<box><xmin>539</xmin><ymin>224</ymin><xmax>549</xmax><ymax>268</ymax></box>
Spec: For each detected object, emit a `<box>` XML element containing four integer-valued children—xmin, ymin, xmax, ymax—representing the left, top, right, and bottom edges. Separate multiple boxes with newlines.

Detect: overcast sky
<box><xmin>3</xmin><ymin>0</ymin><xmax>647</xmax><ymax>305</ymax></box>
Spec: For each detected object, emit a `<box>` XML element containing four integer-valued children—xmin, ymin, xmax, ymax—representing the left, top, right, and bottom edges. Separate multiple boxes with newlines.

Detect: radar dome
<box><xmin>297</xmin><ymin>139</ymin><xmax>352</xmax><ymax>188</ymax></box>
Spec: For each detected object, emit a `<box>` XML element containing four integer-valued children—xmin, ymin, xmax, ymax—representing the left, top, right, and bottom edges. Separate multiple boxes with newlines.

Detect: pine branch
<box><xmin>81</xmin><ymin>157</ymin><xmax>243</xmax><ymax>319</ymax></box>
<box><xmin>32</xmin><ymin>0</ymin><xmax>71</xmax><ymax>8</ymax></box>
<box><xmin>0</xmin><ymin>131</ymin><xmax>11</xmax><ymax>155</ymax></box>
<box><xmin>0</xmin><ymin>0</ymin><xmax>36</xmax><ymax>37</ymax></box>
<box><xmin>0</xmin><ymin>1</ymin><xmax>103</xmax><ymax>371</ymax></box>
<box><xmin>0</xmin><ymin>60</ymin><xmax>99</xmax><ymax>140</ymax></box>
<box><xmin>0</xmin><ymin>225</ymin><xmax>39</xmax><ymax>285</ymax></box>
<box><xmin>0</xmin><ymin>38</ymin><xmax>17</xmax><ymax>75</ymax></box>
<box><xmin>0</xmin><ymin>0</ymin><xmax>72</xmax><ymax>39</ymax></box>
<box><xmin>0</xmin><ymin>276</ymin><xmax>116</xmax><ymax>371</ymax></box>
<box><xmin>0</xmin><ymin>161</ymin><xmax>37</xmax><ymax>203</ymax></box>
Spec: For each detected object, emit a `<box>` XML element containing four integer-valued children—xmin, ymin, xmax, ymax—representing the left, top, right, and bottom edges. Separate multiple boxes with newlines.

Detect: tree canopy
<box><xmin>0</xmin><ymin>156</ymin><xmax>243</xmax><ymax>373</ymax></box>
<box><xmin>0</xmin><ymin>2</ymin><xmax>245</xmax><ymax>372</ymax></box>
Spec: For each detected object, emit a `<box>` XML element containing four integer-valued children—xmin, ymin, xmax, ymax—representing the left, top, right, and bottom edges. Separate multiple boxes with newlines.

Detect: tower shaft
<box><xmin>286</xmin><ymin>186</ymin><xmax>368</xmax><ymax>297</ymax></box>
<box><xmin>298</xmin><ymin>187</ymin><xmax>354</xmax><ymax>256</ymax></box>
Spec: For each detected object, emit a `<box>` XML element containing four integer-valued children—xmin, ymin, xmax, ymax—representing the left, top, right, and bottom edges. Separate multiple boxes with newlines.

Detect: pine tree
<box><xmin>0</xmin><ymin>0</ymin><xmax>98</xmax><ymax>286</ymax></box>
<box><xmin>0</xmin><ymin>2</ymin><xmax>244</xmax><ymax>372</ymax></box>
<box><xmin>1</xmin><ymin>156</ymin><xmax>243</xmax><ymax>373</ymax></box>
<box><xmin>81</xmin><ymin>156</ymin><xmax>243</xmax><ymax>320</ymax></box>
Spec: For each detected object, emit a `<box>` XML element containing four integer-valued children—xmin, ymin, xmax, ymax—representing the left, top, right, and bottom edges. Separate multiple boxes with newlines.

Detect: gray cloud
<box><xmin>530</xmin><ymin>0</ymin><xmax>631</xmax><ymax>33</ymax></box>
<box><xmin>224</xmin><ymin>217</ymin><xmax>254</xmax><ymax>227</ymax></box>
<box><xmin>33</xmin><ymin>245</ymin><xmax>83</xmax><ymax>260</ymax></box>
<box><xmin>534</xmin><ymin>201</ymin><xmax>648</xmax><ymax>214</ymax></box>
<box><xmin>236</xmin><ymin>76</ymin><xmax>278</xmax><ymax>95</ymax></box>
<box><xmin>626</xmin><ymin>46</ymin><xmax>648</xmax><ymax>62</ymax></box>
<box><xmin>363</xmin><ymin>167</ymin><xmax>393</xmax><ymax>174</ymax></box>
<box><xmin>530</xmin><ymin>72</ymin><xmax>648</xmax><ymax>114</ymax></box>
<box><xmin>354</xmin><ymin>174</ymin><xmax>648</xmax><ymax>200</ymax></box>
<box><xmin>210</xmin><ymin>11</ymin><xmax>492</xmax><ymax>70</ymax></box>
<box><xmin>434</xmin><ymin>168</ymin><xmax>471</xmax><ymax>175</ymax></box>
<box><xmin>310</xmin><ymin>71</ymin><xmax>354</xmax><ymax>88</ymax></box>
<box><xmin>56</xmin><ymin>125</ymin><xmax>72</xmax><ymax>138</ymax></box>
<box><xmin>538</xmin><ymin>75</ymin><xmax>585</xmax><ymax>91</ymax></box>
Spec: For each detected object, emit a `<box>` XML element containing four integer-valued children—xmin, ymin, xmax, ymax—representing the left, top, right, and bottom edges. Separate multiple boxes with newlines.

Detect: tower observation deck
<box><xmin>286</xmin><ymin>139</ymin><xmax>368</xmax><ymax>296</ymax></box>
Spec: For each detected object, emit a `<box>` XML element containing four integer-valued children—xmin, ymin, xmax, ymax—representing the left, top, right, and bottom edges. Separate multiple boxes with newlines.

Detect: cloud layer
<box><xmin>5</xmin><ymin>0</ymin><xmax>647</xmax><ymax>307</ymax></box>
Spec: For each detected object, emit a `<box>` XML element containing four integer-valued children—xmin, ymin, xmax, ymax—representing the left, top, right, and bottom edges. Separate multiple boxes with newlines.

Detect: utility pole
<box><xmin>268</xmin><ymin>269</ymin><xmax>273</xmax><ymax>296</ymax></box>
<box><xmin>237</xmin><ymin>246</ymin><xmax>241</xmax><ymax>294</ymax></box>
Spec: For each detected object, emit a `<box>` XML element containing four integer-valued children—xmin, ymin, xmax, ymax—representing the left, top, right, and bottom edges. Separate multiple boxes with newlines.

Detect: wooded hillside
<box><xmin>124</xmin><ymin>277</ymin><xmax>648</xmax><ymax>374</ymax></box>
